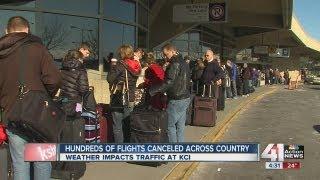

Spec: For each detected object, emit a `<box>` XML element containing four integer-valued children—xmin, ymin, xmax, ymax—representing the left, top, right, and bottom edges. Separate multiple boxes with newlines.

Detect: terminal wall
<box><xmin>87</xmin><ymin>70</ymin><xmax>110</xmax><ymax>104</ymax></box>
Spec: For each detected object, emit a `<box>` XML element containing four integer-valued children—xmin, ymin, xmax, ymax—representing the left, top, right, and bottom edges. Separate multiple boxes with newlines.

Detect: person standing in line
<box><xmin>216</xmin><ymin>58</ymin><xmax>226</xmax><ymax>111</ymax></box>
<box><xmin>265</xmin><ymin>68</ymin><xmax>270</xmax><ymax>85</ymax></box>
<box><xmin>0</xmin><ymin>16</ymin><xmax>61</xmax><ymax>180</ymax></box>
<box><xmin>52</xmin><ymin>44</ymin><xmax>91</xmax><ymax>180</ymax></box>
<box><xmin>242</xmin><ymin>63</ymin><xmax>251</xmax><ymax>97</ymax></box>
<box><xmin>149</xmin><ymin>44</ymin><xmax>191</xmax><ymax>143</ymax></box>
<box><xmin>191</xmin><ymin>58</ymin><xmax>205</xmax><ymax>94</ymax></box>
<box><xmin>226</xmin><ymin>60</ymin><xmax>238</xmax><ymax>99</ymax></box>
<box><xmin>201</xmin><ymin>50</ymin><xmax>224</xmax><ymax>95</ymax></box>
<box><xmin>140</xmin><ymin>52</ymin><xmax>167</xmax><ymax>110</ymax></box>
<box><xmin>107</xmin><ymin>45</ymin><xmax>142</xmax><ymax>143</ymax></box>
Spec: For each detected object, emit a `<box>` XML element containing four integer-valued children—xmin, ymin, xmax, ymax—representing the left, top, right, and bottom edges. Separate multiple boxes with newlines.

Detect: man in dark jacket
<box><xmin>107</xmin><ymin>45</ymin><xmax>141</xmax><ymax>143</ymax></box>
<box><xmin>242</xmin><ymin>63</ymin><xmax>251</xmax><ymax>96</ymax></box>
<box><xmin>0</xmin><ymin>16</ymin><xmax>61</xmax><ymax>180</ymax></box>
<box><xmin>149</xmin><ymin>44</ymin><xmax>190</xmax><ymax>143</ymax></box>
<box><xmin>227</xmin><ymin>60</ymin><xmax>238</xmax><ymax>99</ymax></box>
<box><xmin>201</xmin><ymin>50</ymin><xmax>224</xmax><ymax>96</ymax></box>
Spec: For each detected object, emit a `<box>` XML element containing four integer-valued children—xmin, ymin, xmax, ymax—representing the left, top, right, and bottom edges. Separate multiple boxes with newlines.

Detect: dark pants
<box><xmin>243</xmin><ymin>80</ymin><xmax>250</xmax><ymax>95</ymax></box>
<box><xmin>112</xmin><ymin>107</ymin><xmax>134</xmax><ymax>143</ymax></box>
<box><xmin>237</xmin><ymin>81</ymin><xmax>243</xmax><ymax>96</ymax></box>
<box><xmin>226</xmin><ymin>86</ymin><xmax>232</xmax><ymax>98</ymax></box>
<box><xmin>231</xmin><ymin>80</ymin><xmax>237</xmax><ymax>97</ymax></box>
<box><xmin>217</xmin><ymin>86</ymin><xmax>225</xmax><ymax>111</ymax></box>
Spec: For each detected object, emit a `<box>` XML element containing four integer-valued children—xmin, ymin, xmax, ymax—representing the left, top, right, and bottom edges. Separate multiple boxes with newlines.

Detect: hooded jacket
<box><xmin>144</xmin><ymin>63</ymin><xmax>167</xmax><ymax>110</ymax></box>
<box><xmin>107</xmin><ymin>58</ymin><xmax>142</xmax><ymax>103</ymax></box>
<box><xmin>60</xmin><ymin>54</ymin><xmax>89</xmax><ymax>102</ymax></box>
<box><xmin>0</xmin><ymin>32</ymin><xmax>61</xmax><ymax>124</ymax></box>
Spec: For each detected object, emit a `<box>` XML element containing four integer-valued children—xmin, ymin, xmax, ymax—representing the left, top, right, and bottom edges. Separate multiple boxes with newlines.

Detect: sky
<box><xmin>294</xmin><ymin>0</ymin><xmax>320</xmax><ymax>40</ymax></box>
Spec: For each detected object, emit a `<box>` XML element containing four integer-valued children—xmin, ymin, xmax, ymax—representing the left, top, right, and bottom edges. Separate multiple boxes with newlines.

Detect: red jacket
<box><xmin>144</xmin><ymin>64</ymin><xmax>167</xmax><ymax>110</ymax></box>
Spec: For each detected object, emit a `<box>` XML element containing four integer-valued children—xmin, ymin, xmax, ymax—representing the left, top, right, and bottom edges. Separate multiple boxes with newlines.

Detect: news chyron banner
<box><xmin>24</xmin><ymin>143</ymin><xmax>260</xmax><ymax>162</ymax></box>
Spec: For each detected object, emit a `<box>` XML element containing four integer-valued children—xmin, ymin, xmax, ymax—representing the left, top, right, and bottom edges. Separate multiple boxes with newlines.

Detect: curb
<box><xmin>163</xmin><ymin>87</ymin><xmax>278</xmax><ymax>180</ymax></box>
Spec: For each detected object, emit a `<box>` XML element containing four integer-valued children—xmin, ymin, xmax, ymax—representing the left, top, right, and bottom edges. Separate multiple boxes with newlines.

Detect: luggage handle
<box><xmin>202</xmin><ymin>84</ymin><xmax>212</xmax><ymax>98</ymax></box>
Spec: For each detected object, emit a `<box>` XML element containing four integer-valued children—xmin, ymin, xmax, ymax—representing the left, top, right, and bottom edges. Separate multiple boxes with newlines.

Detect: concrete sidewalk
<box><xmin>81</xmin><ymin>86</ymin><xmax>276</xmax><ymax>180</ymax></box>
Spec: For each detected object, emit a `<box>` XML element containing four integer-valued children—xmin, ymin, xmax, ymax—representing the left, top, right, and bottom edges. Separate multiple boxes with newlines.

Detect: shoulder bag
<box><xmin>6</xmin><ymin>45</ymin><xmax>66</xmax><ymax>143</ymax></box>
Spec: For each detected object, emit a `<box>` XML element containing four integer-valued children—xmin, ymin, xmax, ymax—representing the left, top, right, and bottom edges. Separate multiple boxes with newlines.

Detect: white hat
<box><xmin>111</xmin><ymin>58</ymin><xmax>117</xmax><ymax>62</ymax></box>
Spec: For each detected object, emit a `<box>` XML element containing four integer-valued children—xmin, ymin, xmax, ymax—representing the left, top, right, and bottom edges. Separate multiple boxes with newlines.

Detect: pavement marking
<box><xmin>163</xmin><ymin>87</ymin><xmax>278</xmax><ymax>180</ymax></box>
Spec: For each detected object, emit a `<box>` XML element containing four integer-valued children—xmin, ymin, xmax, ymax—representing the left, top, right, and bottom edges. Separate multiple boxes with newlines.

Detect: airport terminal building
<box><xmin>0</xmin><ymin>0</ymin><xmax>319</xmax><ymax>103</ymax></box>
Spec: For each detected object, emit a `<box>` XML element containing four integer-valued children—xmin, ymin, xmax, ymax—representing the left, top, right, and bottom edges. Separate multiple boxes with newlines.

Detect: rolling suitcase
<box><xmin>96</xmin><ymin>104</ymin><xmax>114</xmax><ymax>143</ymax></box>
<box><xmin>193</xmin><ymin>85</ymin><xmax>217</xmax><ymax>127</ymax></box>
<box><xmin>51</xmin><ymin>117</ymin><xmax>86</xmax><ymax>180</ymax></box>
<box><xmin>129</xmin><ymin>105</ymin><xmax>168</xmax><ymax>167</ymax></box>
<box><xmin>82</xmin><ymin>111</ymin><xmax>100</xmax><ymax>143</ymax></box>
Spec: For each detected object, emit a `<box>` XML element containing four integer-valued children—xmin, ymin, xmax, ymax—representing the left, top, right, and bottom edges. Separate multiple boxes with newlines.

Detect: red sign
<box><xmin>283</xmin><ymin>162</ymin><xmax>301</xmax><ymax>169</ymax></box>
<box><xmin>24</xmin><ymin>143</ymin><xmax>57</xmax><ymax>161</ymax></box>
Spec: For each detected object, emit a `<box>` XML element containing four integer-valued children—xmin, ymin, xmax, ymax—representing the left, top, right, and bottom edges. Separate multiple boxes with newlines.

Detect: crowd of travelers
<box><xmin>0</xmin><ymin>16</ymin><xmax>289</xmax><ymax>180</ymax></box>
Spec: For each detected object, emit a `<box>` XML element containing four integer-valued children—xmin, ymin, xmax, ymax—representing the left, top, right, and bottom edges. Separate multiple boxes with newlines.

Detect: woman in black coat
<box><xmin>60</xmin><ymin>50</ymin><xmax>89</xmax><ymax>118</ymax></box>
<box><xmin>51</xmin><ymin>50</ymin><xmax>89</xmax><ymax>179</ymax></box>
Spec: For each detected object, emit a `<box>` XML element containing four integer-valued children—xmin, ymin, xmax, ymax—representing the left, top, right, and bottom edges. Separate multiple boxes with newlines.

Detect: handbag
<box><xmin>110</xmin><ymin>69</ymin><xmax>130</xmax><ymax>111</ymax></box>
<box><xmin>6</xmin><ymin>45</ymin><xmax>66</xmax><ymax>143</ymax></box>
<box><xmin>82</xmin><ymin>86</ymin><xmax>97</xmax><ymax>112</ymax></box>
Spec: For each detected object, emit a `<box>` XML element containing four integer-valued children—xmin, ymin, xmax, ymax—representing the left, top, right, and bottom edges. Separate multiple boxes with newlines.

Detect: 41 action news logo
<box><xmin>261</xmin><ymin>144</ymin><xmax>304</xmax><ymax>161</ymax></box>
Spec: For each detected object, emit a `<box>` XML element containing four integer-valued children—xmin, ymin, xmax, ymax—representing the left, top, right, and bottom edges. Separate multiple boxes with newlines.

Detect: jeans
<box><xmin>112</xmin><ymin>106</ymin><xmax>134</xmax><ymax>143</ymax></box>
<box><xmin>231</xmin><ymin>80</ymin><xmax>237</xmax><ymax>97</ymax></box>
<box><xmin>166</xmin><ymin>97</ymin><xmax>190</xmax><ymax>143</ymax></box>
<box><xmin>6</xmin><ymin>130</ymin><xmax>51</xmax><ymax>180</ymax></box>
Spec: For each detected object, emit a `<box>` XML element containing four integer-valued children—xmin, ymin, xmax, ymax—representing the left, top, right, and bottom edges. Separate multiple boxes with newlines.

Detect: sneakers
<box><xmin>233</xmin><ymin>97</ymin><xmax>238</xmax><ymax>100</ymax></box>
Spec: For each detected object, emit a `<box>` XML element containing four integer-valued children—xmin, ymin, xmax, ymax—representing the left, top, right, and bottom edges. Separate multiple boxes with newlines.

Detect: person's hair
<box><xmin>146</xmin><ymin>52</ymin><xmax>156</xmax><ymax>65</ymax></box>
<box><xmin>64</xmin><ymin>50</ymin><xmax>83</xmax><ymax>61</ymax></box>
<box><xmin>78</xmin><ymin>42</ymin><xmax>90</xmax><ymax>51</ymax></box>
<box><xmin>118</xmin><ymin>44</ymin><xmax>134</xmax><ymax>60</ymax></box>
<box><xmin>7</xmin><ymin>16</ymin><xmax>30</xmax><ymax>33</ymax></box>
<box><xmin>162</xmin><ymin>43</ymin><xmax>177</xmax><ymax>51</ymax></box>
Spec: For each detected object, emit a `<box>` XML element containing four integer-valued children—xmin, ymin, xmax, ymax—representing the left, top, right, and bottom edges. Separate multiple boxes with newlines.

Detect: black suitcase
<box><xmin>186</xmin><ymin>81</ymin><xmax>199</xmax><ymax>125</ymax></box>
<box><xmin>51</xmin><ymin>117</ymin><xmax>86</xmax><ymax>180</ymax></box>
<box><xmin>193</xmin><ymin>85</ymin><xmax>217</xmax><ymax>127</ymax></box>
<box><xmin>129</xmin><ymin>105</ymin><xmax>168</xmax><ymax>167</ymax></box>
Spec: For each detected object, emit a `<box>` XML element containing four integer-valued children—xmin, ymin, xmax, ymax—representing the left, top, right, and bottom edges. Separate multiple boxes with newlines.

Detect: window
<box><xmin>0</xmin><ymin>10</ymin><xmax>36</xmax><ymax>37</ymax></box>
<box><xmin>102</xmin><ymin>20</ymin><xmax>135</xmax><ymax>71</ymax></box>
<box><xmin>138</xmin><ymin>4</ymin><xmax>148</xmax><ymax>28</ymax></box>
<box><xmin>175</xmin><ymin>33</ymin><xmax>188</xmax><ymax>40</ymax></box>
<box><xmin>172</xmin><ymin>40</ymin><xmax>188</xmax><ymax>51</ymax></box>
<box><xmin>138</xmin><ymin>28</ymin><xmax>148</xmax><ymax>49</ymax></box>
<box><xmin>189</xmin><ymin>41</ymin><xmax>201</xmax><ymax>52</ymax></box>
<box><xmin>39</xmin><ymin>0</ymin><xmax>99</xmax><ymax>15</ymax></box>
<box><xmin>189</xmin><ymin>32</ymin><xmax>200</xmax><ymax>41</ymax></box>
<box><xmin>39</xmin><ymin>13</ymin><xmax>98</xmax><ymax>69</ymax></box>
<box><xmin>104</xmin><ymin>0</ymin><xmax>135</xmax><ymax>23</ymax></box>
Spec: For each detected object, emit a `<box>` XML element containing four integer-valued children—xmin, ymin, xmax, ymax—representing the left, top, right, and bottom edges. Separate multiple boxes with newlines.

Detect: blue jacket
<box><xmin>231</xmin><ymin>63</ymin><xmax>237</xmax><ymax>80</ymax></box>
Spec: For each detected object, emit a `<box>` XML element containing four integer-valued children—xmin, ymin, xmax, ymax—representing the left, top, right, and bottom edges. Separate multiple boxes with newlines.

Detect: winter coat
<box><xmin>0</xmin><ymin>32</ymin><xmax>61</xmax><ymax>124</ymax></box>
